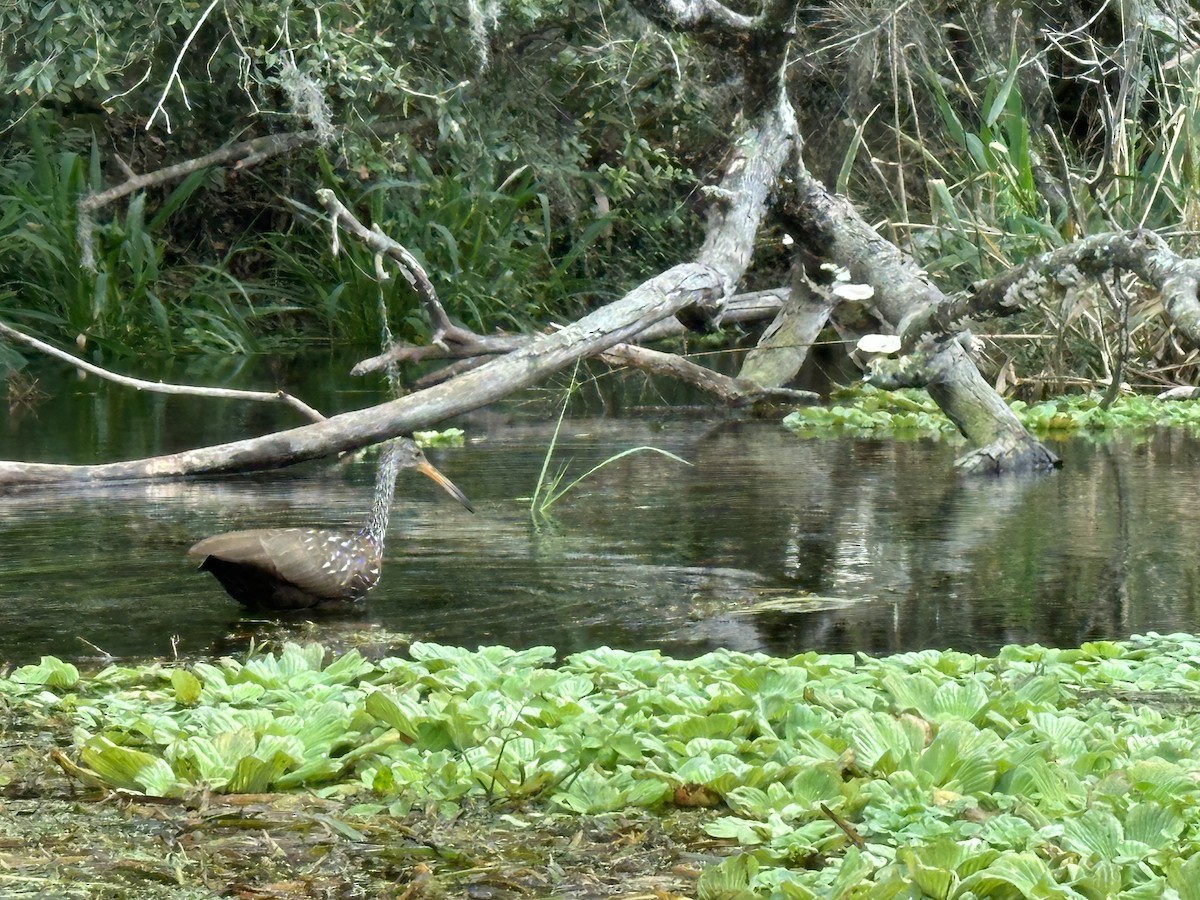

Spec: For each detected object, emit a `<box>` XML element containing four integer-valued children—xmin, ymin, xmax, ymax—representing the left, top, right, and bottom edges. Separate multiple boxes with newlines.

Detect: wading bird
<box><xmin>188</xmin><ymin>438</ymin><xmax>472</xmax><ymax>610</ymax></box>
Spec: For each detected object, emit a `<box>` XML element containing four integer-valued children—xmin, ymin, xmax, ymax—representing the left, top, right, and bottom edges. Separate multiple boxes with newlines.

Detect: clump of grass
<box><xmin>529</xmin><ymin>365</ymin><xmax>690</xmax><ymax>521</ymax></box>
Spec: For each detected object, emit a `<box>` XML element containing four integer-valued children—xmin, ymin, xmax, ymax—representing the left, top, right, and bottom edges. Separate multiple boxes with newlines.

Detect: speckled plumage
<box><xmin>188</xmin><ymin>439</ymin><xmax>471</xmax><ymax>610</ymax></box>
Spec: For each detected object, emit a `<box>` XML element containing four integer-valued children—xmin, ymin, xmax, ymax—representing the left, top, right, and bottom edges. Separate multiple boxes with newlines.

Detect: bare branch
<box><xmin>0</xmin><ymin>320</ymin><xmax>326</xmax><ymax>423</ymax></box>
<box><xmin>317</xmin><ymin>189</ymin><xmax>457</xmax><ymax>342</ymax></box>
<box><xmin>599</xmin><ymin>343</ymin><xmax>818</xmax><ymax>407</ymax></box>
<box><xmin>351</xmin><ymin>332</ymin><xmax>526</xmax><ymax>374</ymax></box>
<box><xmin>903</xmin><ymin>230</ymin><xmax>1200</xmax><ymax>349</ymax></box>
<box><xmin>0</xmin><ymin>264</ymin><xmax>719</xmax><ymax>484</ymax></box>
<box><xmin>781</xmin><ymin>156</ymin><xmax>1057</xmax><ymax>473</ymax></box>
<box><xmin>80</xmin><ymin>131</ymin><xmax>322</xmax><ymax>215</ymax></box>
<box><xmin>77</xmin><ymin>130</ymin><xmax>322</xmax><ymax>269</ymax></box>
<box><xmin>145</xmin><ymin>0</ymin><xmax>221</xmax><ymax>132</ymax></box>
<box><xmin>350</xmin><ymin>289</ymin><xmax>789</xmax><ymax>376</ymax></box>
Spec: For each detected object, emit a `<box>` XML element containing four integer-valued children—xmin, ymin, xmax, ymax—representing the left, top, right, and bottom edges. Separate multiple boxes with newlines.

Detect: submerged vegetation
<box><xmin>6</xmin><ymin>635</ymin><xmax>1200</xmax><ymax>896</ymax></box>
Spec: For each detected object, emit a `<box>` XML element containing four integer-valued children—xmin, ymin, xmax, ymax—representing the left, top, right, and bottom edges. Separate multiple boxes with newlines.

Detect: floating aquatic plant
<box><xmin>784</xmin><ymin>384</ymin><xmax>1200</xmax><ymax>438</ymax></box>
<box><xmin>7</xmin><ymin>635</ymin><xmax>1200</xmax><ymax>894</ymax></box>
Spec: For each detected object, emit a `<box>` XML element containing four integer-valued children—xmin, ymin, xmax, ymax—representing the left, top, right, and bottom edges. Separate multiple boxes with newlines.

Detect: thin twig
<box><xmin>146</xmin><ymin>0</ymin><xmax>222</xmax><ymax>132</ymax></box>
<box><xmin>317</xmin><ymin>189</ymin><xmax>455</xmax><ymax>339</ymax></box>
<box><xmin>0</xmin><ymin>320</ymin><xmax>326</xmax><ymax>422</ymax></box>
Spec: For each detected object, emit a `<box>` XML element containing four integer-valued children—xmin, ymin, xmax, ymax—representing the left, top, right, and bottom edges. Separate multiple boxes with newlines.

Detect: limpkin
<box><xmin>188</xmin><ymin>439</ymin><xmax>473</xmax><ymax>610</ymax></box>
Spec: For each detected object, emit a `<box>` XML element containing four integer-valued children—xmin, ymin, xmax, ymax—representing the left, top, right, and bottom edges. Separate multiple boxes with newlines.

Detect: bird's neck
<box><xmin>358</xmin><ymin>441</ymin><xmax>401</xmax><ymax>548</ymax></box>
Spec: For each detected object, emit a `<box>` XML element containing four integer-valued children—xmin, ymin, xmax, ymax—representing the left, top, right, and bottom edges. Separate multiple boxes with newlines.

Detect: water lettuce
<box><xmin>6</xmin><ymin>635</ymin><xmax>1200</xmax><ymax>895</ymax></box>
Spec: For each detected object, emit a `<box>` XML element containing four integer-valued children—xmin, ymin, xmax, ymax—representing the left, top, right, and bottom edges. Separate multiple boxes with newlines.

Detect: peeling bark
<box><xmin>737</xmin><ymin>268</ymin><xmax>835</xmax><ymax>389</ymax></box>
<box><xmin>781</xmin><ymin>163</ymin><xmax>1059</xmax><ymax>473</ymax></box>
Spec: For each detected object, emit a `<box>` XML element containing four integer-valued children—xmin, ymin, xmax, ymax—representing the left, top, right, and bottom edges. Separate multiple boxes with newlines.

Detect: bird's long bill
<box><xmin>417</xmin><ymin>460</ymin><xmax>475</xmax><ymax>512</ymax></box>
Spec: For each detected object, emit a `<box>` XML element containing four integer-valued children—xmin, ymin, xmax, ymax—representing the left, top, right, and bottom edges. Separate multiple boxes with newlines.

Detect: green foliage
<box><xmin>9</xmin><ymin>635</ymin><xmax>1200</xmax><ymax>894</ymax></box>
<box><xmin>273</xmin><ymin>160</ymin><xmax>609</xmax><ymax>345</ymax></box>
<box><xmin>783</xmin><ymin>384</ymin><xmax>1200</xmax><ymax>438</ymax></box>
<box><xmin>412</xmin><ymin>427</ymin><xmax>466</xmax><ymax>449</ymax></box>
<box><xmin>918</xmin><ymin>52</ymin><xmax>1063</xmax><ymax>287</ymax></box>
<box><xmin>0</xmin><ymin>1</ymin><xmax>712</xmax><ymax>354</ymax></box>
<box><xmin>782</xmin><ymin>385</ymin><xmax>959</xmax><ymax>436</ymax></box>
<box><xmin>0</xmin><ymin>122</ymin><xmax>304</xmax><ymax>355</ymax></box>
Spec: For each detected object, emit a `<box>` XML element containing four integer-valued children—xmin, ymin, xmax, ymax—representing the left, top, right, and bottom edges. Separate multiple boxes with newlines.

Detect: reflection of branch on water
<box><xmin>6</xmin><ymin>370</ymin><xmax>48</xmax><ymax>421</ymax></box>
<box><xmin>0</xmin><ymin>320</ymin><xmax>326</xmax><ymax>423</ymax></box>
<box><xmin>1070</xmin><ymin>442</ymin><xmax>1132</xmax><ymax>645</ymax></box>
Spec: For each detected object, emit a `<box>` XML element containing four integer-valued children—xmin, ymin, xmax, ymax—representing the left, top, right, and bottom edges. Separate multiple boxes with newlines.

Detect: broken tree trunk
<box><xmin>780</xmin><ymin>163</ymin><xmax>1061</xmax><ymax>475</ymax></box>
<box><xmin>869</xmin><ymin>335</ymin><xmax>1055</xmax><ymax>474</ymax></box>
<box><xmin>737</xmin><ymin>265</ymin><xmax>836</xmax><ymax>389</ymax></box>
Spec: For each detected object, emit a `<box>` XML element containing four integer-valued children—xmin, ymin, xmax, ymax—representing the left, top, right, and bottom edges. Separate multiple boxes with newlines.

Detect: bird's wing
<box><xmin>188</xmin><ymin>529</ymin><xmax>292</xmax><ymax>569</ymax></box>
<box><xmin>260</xmin><ymin>529</ymin><xmax>367</xmax><ymax>599</ymax></box>
<box><xmin>188</xmin><ymin>528</ymin><xmax>372</xmax><ymax>601</ymax></box>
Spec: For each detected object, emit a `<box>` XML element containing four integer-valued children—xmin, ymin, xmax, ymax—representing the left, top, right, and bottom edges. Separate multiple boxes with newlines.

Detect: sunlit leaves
<box><xmin>170</xmin><ymin>669</ymin><xmax>201</xmax><ymax>705</ymax></box>
<box><xmin>80</xmin><ymin>735</ymin><xmax>180</xmax><ymax>796</ymax></box>
<box><xmin>9</xmin><ymin>655</ymin><xmax>79</xmax><ymax>689</ymax></box>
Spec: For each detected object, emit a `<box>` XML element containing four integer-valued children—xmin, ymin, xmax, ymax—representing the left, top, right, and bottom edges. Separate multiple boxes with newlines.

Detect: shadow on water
<box><xmin>2</xmin><ymin>353</ymin><xmax>1200</xmax><ymax>663</ymax></box>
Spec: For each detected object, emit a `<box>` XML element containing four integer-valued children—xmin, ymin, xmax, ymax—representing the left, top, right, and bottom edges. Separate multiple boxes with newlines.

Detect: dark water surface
<box><xmin>1</xmin><ymin>353</ymin><xmax>1198</xmax><ymax>664</ymax></box>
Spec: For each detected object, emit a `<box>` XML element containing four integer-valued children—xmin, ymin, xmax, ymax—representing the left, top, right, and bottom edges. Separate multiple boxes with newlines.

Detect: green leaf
<box><xmin>1059</xmin><ymin>807</ymin><xmax>1122</xmax><ymax>861</ymax></box>
<box><xmin>958</xmin><ymin>853</ymin><xmax>1079</xmax><ymax>898</ymax></box>
<box><xmin>227</xmin><ymin>751</ymin><xmax>295</xmax><ymax>793</ymax></box>
<box><xmin>171</xmin><ymin>669</ymin><xmax>202</xmax><ymax>705</ymax></box>
<box><xmin>835</xmin><ymin>110</ymin><xmax>872</xmax><ymax>195</ymax></box>
<box><xmin>1167</xmin><ymin>853</ymin><xmax>1200</xmax><ymax>900</ymax></box>
<box><xmin>1123</xmin><ymin>801</ymin><xmax>1183</xmax><ymax>850</ymax></box>
<box><xmin>697</xmin><ymin>853</ymin><xmax>758</xmax><ymax>900</ymax></box>
<box><xmin>11</xmin><ymin>656</ymin><xmax>79</xmax><ymax>690</ymax></box>
<box><xmin>985</xmin><ymin>47</ymin><xmax>1022</xmax><ymax>127</ymax></box>
<box><xmin>81</xmin><ymin>736</ymin><xmax>181</xmax><ymax>796</ymax></box>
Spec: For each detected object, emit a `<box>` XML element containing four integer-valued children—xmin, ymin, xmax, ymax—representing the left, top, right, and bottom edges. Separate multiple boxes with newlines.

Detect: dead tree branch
<box><xmin>351</xmin><ymin>289</ymin><xmax>788</xmax><ymax>377</ymax></box>
<box><xmin>80</xmin><ymin>131</ymin><xmax>322</xmax><ymax>215</ymax></box>
<box><xmin>901</xmin><ymin>230</ymin><xmax>1200</xmax><ymax>349</ymax></box>
<box><xmin>781</xmin><ymin>160</ymin><xmax>1059</xmax><ymax>474</ymax></box>
<box><xmin>0</xmin><ymin>73</ymin><xmax>798</xmax><ymax>485</ymax></box>
<box><xmin>317</xmin><ymin>188</ymin><xmax>461</xmax><ymax>346</ymax></box>
<box><xmin>599</xmin><ymin>343</ymin><xmax>819</xmax><ymax>406</ymax></box>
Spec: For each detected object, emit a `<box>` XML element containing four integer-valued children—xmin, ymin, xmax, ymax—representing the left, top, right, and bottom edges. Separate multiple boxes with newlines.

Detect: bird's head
<box><xmin>389</xmin><ymin>438</ymin><xmax>474</xmax><ymax>512</ymax></box>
